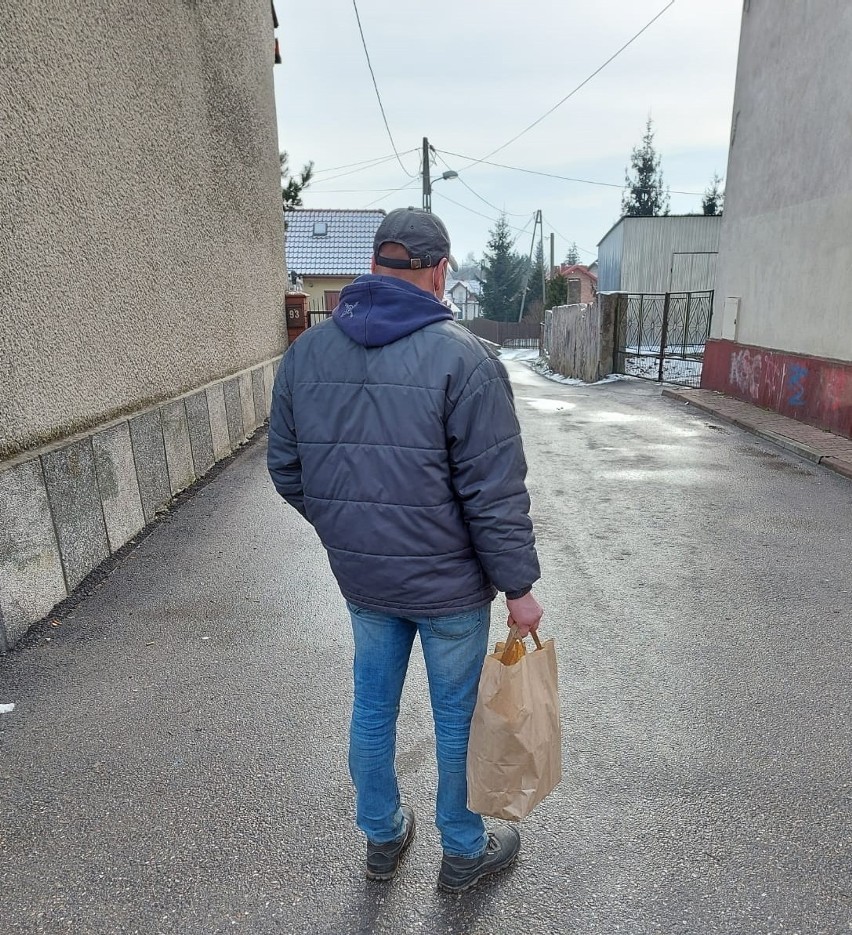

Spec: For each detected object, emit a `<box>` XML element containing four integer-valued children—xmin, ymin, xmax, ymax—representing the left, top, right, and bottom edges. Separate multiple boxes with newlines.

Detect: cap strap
<box><xmin>375</xmin><ymin>254</ymin><xmax>438</xmax><ymax>270</ymax></box>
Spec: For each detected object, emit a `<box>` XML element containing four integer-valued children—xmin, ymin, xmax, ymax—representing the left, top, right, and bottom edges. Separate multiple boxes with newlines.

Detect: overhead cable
<box><xmin>352</xmin><ymin>1</ymin><xmax>418</xmax><ymax>178</ymax></box>
<box><xmin>310</xmin><ymin>153</ymin><xmax>414</xmax><ymax>186</ymax></box>
<box><xmin>437</xmin><ymin>148</ymin><xmax>702</xmax><ymax>196</ymax></box>
<box><xmin>433</xmin><ymin>151</ymin><xmax>530</xmax><ymax>218</ymax></box>
<box><xmin>312</xmin><ymin>151</ymin><xmax>414</xmax><ymax>176</ymax></box>
<box><xmin>461</xmin><ymin>1</ymin><xmax>678</xmax><ymax>167</ymax></box>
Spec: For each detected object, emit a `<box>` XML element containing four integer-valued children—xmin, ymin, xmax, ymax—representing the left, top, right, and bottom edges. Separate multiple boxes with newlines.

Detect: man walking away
<box><xmin>268</xmin><ymin>207</ymin><xmax>543</xmax><ymax>893</ymax></box>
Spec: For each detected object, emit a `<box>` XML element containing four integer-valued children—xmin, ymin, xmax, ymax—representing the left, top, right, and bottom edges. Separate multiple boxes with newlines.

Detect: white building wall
<box><xmin>711</xmin><ymin>0</ymin><xmax>852</xmax><ymax>361</ymax></box>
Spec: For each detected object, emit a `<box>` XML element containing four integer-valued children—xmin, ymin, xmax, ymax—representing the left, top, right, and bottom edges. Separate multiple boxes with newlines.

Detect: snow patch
<box><xmin>528</xmin><ymin>356</ymin><xmax>628</xmax><ymax>387</ymax></box>
<box><xmin>518</xmin><ymin>397</ymin><xmax>576</xmax><ymax>413</ymax></box>
<box><xmin>499</xmin><ymin>348</ymin><xmax>541</xmax><ymax>362</ymax></box>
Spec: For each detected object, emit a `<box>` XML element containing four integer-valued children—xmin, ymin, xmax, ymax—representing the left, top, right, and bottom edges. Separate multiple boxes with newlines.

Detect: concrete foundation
<box><xmin>0</xmin><ymin>356</ymin><xmax>282</xmax><ymax>650</ymax></box>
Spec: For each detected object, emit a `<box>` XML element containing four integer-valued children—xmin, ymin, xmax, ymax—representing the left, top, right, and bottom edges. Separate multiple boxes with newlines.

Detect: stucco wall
<box><xmin>301</xmin><ymin>276</ymin><xmax>357</xmax><ymax>309</ymax></box>
<box><xmin>711</xmin><ymin>0</ymin><xmax>852</xmax><ymax>361</ymax></box>
<box><xmin>0</xmin><ymin>1</ymin><xmax>287</xmax><ymax>460</ymax></box>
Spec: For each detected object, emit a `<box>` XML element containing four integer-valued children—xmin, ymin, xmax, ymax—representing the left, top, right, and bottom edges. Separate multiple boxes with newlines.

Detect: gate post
<box><xmin>285</xmin><ymin>292</ymin><xmax>309</xmax><ymax>346</ymax></box>
<box><xmin>657</xmin><ymin>292</ymin><xmax>672</xmax><ymax>383</ymax></box>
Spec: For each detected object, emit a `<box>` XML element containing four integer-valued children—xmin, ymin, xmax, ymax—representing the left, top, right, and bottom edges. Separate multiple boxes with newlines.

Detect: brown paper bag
<box><xmin>466</xmin><ymin>627</ymin><xmax>562</xmax><ymax>821</ymax></box>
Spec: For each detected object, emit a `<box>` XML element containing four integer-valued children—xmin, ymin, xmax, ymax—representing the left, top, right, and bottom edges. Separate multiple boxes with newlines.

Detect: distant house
<box><xmin>554</xmin><ymin>263</ymin><xmax>597</xmax><ymax>305</ymax></box>
<box><xmin>596</xmin><ymin>215</ymin><xmax>723</xmax><ymax>294</ymax></box>
<box><xmin>285</xmin><ymin>208</ymin><xmax>385</xmax><ymax>310</ymax></box>
<box><xmin>445</xmin><ymin>278</ymin><xmax>483</xmax><ymax>321</ymax></box>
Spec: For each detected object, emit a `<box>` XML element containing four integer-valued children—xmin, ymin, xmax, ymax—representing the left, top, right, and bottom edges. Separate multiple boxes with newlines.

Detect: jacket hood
<box><xmin>332</xmin><ymin>275</ymin><xmax>453</xmax><ymax>347</ymax></box>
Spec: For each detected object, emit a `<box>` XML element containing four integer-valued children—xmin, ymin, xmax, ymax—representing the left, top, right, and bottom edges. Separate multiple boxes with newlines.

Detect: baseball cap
<box><xmin>373</xmin><ymin>207</ymin><xmax>459</xmax><ymax>272</ymax></box>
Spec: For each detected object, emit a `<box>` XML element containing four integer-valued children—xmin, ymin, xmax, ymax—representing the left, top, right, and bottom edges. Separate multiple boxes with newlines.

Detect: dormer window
<box><xmin>312</xmin><ymin>221</ymin><xmax>328</xmax><ymax>237</ymax></box>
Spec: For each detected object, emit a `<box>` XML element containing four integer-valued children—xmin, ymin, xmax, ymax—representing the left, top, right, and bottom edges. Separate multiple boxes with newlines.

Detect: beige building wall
<box><xmin>0</xmin><ymin>0</ymin><xmax>287</xmax><ymax>461</ymax></box>
<box><xmin>301</xmin><ymin>276</ymin><xmax>357</xmax><ymax>309</ymax></box>
<box><xmin>711</xmin><ymin>0</ymin><xmax>852</xmax><ymax>361</ymax></box>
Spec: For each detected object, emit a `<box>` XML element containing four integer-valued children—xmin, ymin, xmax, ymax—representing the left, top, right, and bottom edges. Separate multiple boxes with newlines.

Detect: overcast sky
<box><xmin>273</xmin><ymin>0</ymin><xmax>743</xmax><ymax>265</ymax></box>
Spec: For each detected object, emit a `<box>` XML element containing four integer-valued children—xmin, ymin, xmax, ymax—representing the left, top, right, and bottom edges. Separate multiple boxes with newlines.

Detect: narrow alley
<box><xmin>1</xmin><ymin>359</ymin><xmax>850</xmax><ymax>935</ymax></box>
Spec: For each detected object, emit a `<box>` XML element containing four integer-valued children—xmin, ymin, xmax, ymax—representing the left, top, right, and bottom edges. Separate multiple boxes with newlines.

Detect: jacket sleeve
<box><xmin>267</xmin><ymin>352</ymin><xmax>309</xmax><ymax>519</ymax></box>
<box><xmin>445</xmin><ymin>355</ymin><xmax>540</xmax><ymax>594</ymax></box>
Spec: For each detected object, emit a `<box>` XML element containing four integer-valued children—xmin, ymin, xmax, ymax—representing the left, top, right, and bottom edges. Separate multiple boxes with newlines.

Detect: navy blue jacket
<box><xmin>267</xmin><ymin>274</ymin><xmax>539</xmax><ymax>616</ymax></box>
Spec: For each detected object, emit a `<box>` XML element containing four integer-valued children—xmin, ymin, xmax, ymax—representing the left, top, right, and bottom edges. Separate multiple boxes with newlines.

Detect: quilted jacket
<box><xmin>267</xmin><ymin>274</ymin><xmax>539</xmax><ymax>616</ymax></box>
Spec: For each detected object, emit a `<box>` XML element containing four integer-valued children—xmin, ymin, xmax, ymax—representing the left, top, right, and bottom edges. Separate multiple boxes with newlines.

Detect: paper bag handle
<box><xmin>501</xmin><ymin>621</ymin><xmax>543</xmax><ymax>664</ymax></box>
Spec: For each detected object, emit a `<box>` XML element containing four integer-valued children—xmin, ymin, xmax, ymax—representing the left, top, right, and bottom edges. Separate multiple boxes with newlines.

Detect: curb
<box><xmin>662</xmin><ymin>388</ymin><xmax>852</xmax><ymax>482</ymax></box>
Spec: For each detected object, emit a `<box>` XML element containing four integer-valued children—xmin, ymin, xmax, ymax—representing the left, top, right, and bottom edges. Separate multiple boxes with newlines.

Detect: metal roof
<box><xmin>284</xmin><ymin>208</ymin><xmax>386</xmax><ymax>277</ymax></box>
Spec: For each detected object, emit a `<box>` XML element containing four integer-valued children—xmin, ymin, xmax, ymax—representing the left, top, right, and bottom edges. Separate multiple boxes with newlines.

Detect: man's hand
<box><xmin>506</xmin><ymin>591</ymin><xmax>543</xmax><ymax>638</ymax></box>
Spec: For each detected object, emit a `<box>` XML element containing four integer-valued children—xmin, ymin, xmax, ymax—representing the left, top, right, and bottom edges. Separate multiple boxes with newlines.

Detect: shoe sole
<box><xmin>365</xmin><ymin>822</ymin><xmax>416</xmax><ymax>881</ymax></box>
<box><xmin>436</xmin><ymin>849</ymin><xmax>520</xmax><ymax>893</ymax></box>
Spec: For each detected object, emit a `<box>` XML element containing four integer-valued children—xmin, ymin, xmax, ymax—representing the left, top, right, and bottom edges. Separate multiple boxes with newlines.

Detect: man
<box><xmin>268</xmin><ymin>207</ymin><xmax>542</xmax><ymax>893</ymax></box>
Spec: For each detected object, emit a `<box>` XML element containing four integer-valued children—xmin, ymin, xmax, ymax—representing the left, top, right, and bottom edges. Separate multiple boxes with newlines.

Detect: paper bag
<box><xmin>466</xmin><ymin>628</ymin><xmax>562</xmax><ymax>821</ymax></box>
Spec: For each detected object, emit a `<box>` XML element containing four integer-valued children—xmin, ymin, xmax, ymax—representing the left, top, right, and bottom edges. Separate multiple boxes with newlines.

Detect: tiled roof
<box><xmin>559</xmin><ymin>263</ymin><xmax>598</xmax><ymax>281</ymax></box>
<box><xmin>285</xmin><ymin>208</ymin><xmax>386</xmax><ymax>277</ymax></box>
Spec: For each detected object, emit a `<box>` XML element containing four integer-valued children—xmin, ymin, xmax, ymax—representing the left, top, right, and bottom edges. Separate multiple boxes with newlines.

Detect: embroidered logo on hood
<box><xmin>332</xmin><ymin>275</ymin><xmax>453</xmax><ymax>348</ymax></box>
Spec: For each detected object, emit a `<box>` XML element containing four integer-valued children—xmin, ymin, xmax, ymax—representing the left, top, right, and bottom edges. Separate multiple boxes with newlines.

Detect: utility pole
<box><xmin>422</xmin><ymin>137</ymin><xmax>431</xmax><ymax>212</ymax></box>
<box><xmin>518</xmin><ymin>209</ymin><xmax>542</xmax><ymax>322</ymax></box>
<box><xmin>550</xmin><ymin>233</ymin><xmax>555</xmax><ymax>275</ymax></box>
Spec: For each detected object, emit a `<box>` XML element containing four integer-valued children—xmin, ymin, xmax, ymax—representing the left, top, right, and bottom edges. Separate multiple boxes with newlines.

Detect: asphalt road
<box><xmin>1</xmin><ymin>358</ymin><xmax>850</xmax><ymax>935</ymax></box>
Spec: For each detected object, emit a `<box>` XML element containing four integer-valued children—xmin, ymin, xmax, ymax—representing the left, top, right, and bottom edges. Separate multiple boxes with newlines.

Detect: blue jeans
<box><xmin>346</xmin><ymin>602</ymin><xmax>491</xmax><ymax>859</ymax></box>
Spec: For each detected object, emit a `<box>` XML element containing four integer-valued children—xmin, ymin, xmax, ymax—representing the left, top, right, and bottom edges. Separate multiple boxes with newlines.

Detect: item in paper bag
<box><xmin>494</xmin><ymin>638</ymin><xmax>526</xmax><ymax>666</ymax></box>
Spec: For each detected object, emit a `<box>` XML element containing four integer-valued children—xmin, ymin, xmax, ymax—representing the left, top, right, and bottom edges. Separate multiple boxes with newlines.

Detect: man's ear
<box><xmin>370</xmin><ymin>257</ymin><xmax>378</xmax><ymax>274</ymax></box>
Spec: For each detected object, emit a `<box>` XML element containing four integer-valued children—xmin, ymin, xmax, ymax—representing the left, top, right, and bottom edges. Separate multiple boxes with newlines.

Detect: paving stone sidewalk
<box><xmin>663</xmin><ymin>387</ymin><xmax>852</xmax><ymax>480</ymax></box>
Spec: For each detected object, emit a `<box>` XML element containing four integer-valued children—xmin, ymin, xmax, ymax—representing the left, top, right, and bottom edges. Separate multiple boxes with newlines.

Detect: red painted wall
<box><xmin>702</xmin><ymin>339</ymin><xmax>852</xmax><ymax>439</ymax></box>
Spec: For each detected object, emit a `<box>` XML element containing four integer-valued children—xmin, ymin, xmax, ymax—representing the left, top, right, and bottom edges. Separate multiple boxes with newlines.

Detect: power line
<box><xmin>431</xmin><ymin>189</ymin><xmax>535</xmax><ymax>241</ymax></box>
<box><xmin>351</xmin><ymin>1</ymin><xmax>417</xmax><ymax>178</ymax></box>
<box><xmin>437</xmin><ymin>148</ymin><xmax>702</xmax><ymax>196</ymax></box>
<box><xmin>304</xmin><ymin>187</ymin><xmax>426</xmax><ymax>194</ymax></box>
<box><xmin>462</xmin><ymin>1</ymin><xmax>678</xmax><ymax>167</ymax></box>
<box><xmin>542</xmin><ymin>218</ymin><xmax>597</xmax><ymax>258</ymax></box>
<box><xmin>432</xmin><ymin>151</ymin><xmax>530</xmax><ymax>218</ymax></box>
<box><xmin>311</xmin><ymin>152</ymin><xmax>418</xmax><ymax>184</ymax></box>
<box><xmin>310</xmin><ymin>153</ymin><xmax>416</xmax><ymax>186</ymax></box>
<box><xmin>362</xmin><ymin>177</ymin><xmax>421</xmax><ymax>209</ymax></box>
<box><xmin>312</xmin><ymin>151</ymin><xmax>413</xmax><ymax>176</ymax></box>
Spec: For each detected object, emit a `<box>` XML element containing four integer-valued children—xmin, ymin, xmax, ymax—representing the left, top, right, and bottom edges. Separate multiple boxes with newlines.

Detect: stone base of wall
<box><xmin>702</xmin><ymin>339</ymin><xmax>852</xmax><ymax>439</ymax></box>
<box><xmin>0</xmin><ymin>357</ymin><xmax>282</xmax><ymax>651</ymax></box>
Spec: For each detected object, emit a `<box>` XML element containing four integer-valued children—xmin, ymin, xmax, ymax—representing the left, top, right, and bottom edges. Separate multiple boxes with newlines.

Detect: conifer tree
<box><xmin>702</xmin><ymin>173</ymin><xmax>725</xmax><ymax>216</ymax></box>
<box><xmin>622</xmin><ymin>118</ymin><xmax>669</xmax><ymax>217</ymax></box>
<box><xmin>481</xmin><ymin>215</ymin><xmax>527</xmax><ymax>322</ymax></box>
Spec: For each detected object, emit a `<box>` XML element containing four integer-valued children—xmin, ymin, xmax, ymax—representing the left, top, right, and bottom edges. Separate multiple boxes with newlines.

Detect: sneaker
<box><xmin>365</xmin><ymin>805</ymin><xmax>416</xmax><ymax>881</ymax></box>
<box><xmin>438</xmin><ymin>826</ymin><xmax>521</xmax><ymax>893</ymax></box>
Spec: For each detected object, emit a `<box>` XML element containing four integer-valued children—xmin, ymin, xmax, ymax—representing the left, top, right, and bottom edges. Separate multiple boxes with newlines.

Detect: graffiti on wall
<box><xmin>729</xmin><ymin>348</ymin><xmax>762</xmax><ymax>400</ymax></box>
<box><xmin>786</xmin><ymin>364</ymin><xmax>807</xmax><ymax>407</ymax></box>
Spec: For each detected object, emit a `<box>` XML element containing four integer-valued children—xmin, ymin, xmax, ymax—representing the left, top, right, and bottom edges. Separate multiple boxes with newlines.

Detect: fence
<box><xmin>613</xmin><ymin>290</ymin><xmax>713</xmax><ymax>387</ymax></box>
<box><xmin>541</xmin><ymin>294</ymin><xmax>620</xmax><ymax>383</ymax></box>
<box><xmin>464</xmin><ymin>318</ymin><xmax>542</xmax><ymax>349</ymax></box>
<box><xmin>543</xmin><ymin>304</ymin><xmax>600</xmax><ymax>383</ymax></box>
<box><xmin>306</xmin><ymin>299</ymin><xmax>333</xmax><ymax>328</ymax></box>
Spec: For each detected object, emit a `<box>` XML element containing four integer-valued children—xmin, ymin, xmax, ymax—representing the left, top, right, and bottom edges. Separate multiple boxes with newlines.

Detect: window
<box><xmin>568</xmin><ymin>279</ymin><xmax>581</xmax><ymax>305</ymax></box>
<box><xmin>312</xmin><ymin>221</ymin><xmax>328</xmax><ymax>237</ymax></box>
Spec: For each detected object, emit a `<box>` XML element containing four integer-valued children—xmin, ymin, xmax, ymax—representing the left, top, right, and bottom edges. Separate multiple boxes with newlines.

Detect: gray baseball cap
<box><xmin>374</xmin><ymin>207</ymin><xmax>459</xmax><ymax>272</ymax></box>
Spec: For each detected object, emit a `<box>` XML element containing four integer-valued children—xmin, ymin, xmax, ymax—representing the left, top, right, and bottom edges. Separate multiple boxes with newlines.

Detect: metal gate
<box><xmin>613</xmin><ymin>290</ymin><xmax>713</xmax><ymax>387</ymax></box>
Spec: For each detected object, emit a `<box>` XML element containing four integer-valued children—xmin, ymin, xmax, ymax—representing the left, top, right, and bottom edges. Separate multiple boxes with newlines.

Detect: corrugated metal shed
<box><xmin>285</xmin><ymin>208</ymin><xmax>386</xmax><ymax>277</ymax></box>
<box><xmin>597</xmin><ymin>216</ymin><xmax>723</xmax><ymax>293</ymax></box>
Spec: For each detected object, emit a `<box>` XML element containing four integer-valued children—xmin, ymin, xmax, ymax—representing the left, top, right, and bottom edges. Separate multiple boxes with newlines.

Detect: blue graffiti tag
<box><xmin>787</xmin><ymin>364</ymin><xmax>807</xmax><ymax>406</ymax></box>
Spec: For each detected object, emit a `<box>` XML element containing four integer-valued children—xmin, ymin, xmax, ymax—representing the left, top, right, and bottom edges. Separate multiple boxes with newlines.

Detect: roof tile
<box><xmin>284</xmin><ymin>208</ymin><xmax>386</xmax><ymax>277</ymax></box>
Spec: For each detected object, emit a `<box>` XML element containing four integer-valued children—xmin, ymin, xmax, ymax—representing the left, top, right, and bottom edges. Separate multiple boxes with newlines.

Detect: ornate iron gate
<box><xmin>613</xmin><ymin>290</ymin><xmax>713</xmax><ymax>387</ymax></box>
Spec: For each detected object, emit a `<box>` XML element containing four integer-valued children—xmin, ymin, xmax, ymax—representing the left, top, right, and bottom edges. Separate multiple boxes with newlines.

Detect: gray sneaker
<box><xmin>438</xmin><ymin>826</ymin><xmax>521</xmax><ymax>893</ymax></box>
<box><xmin>365</xmin><ymin>806</ymin><xmax>416</xmax><ymax>881</ymax></box>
